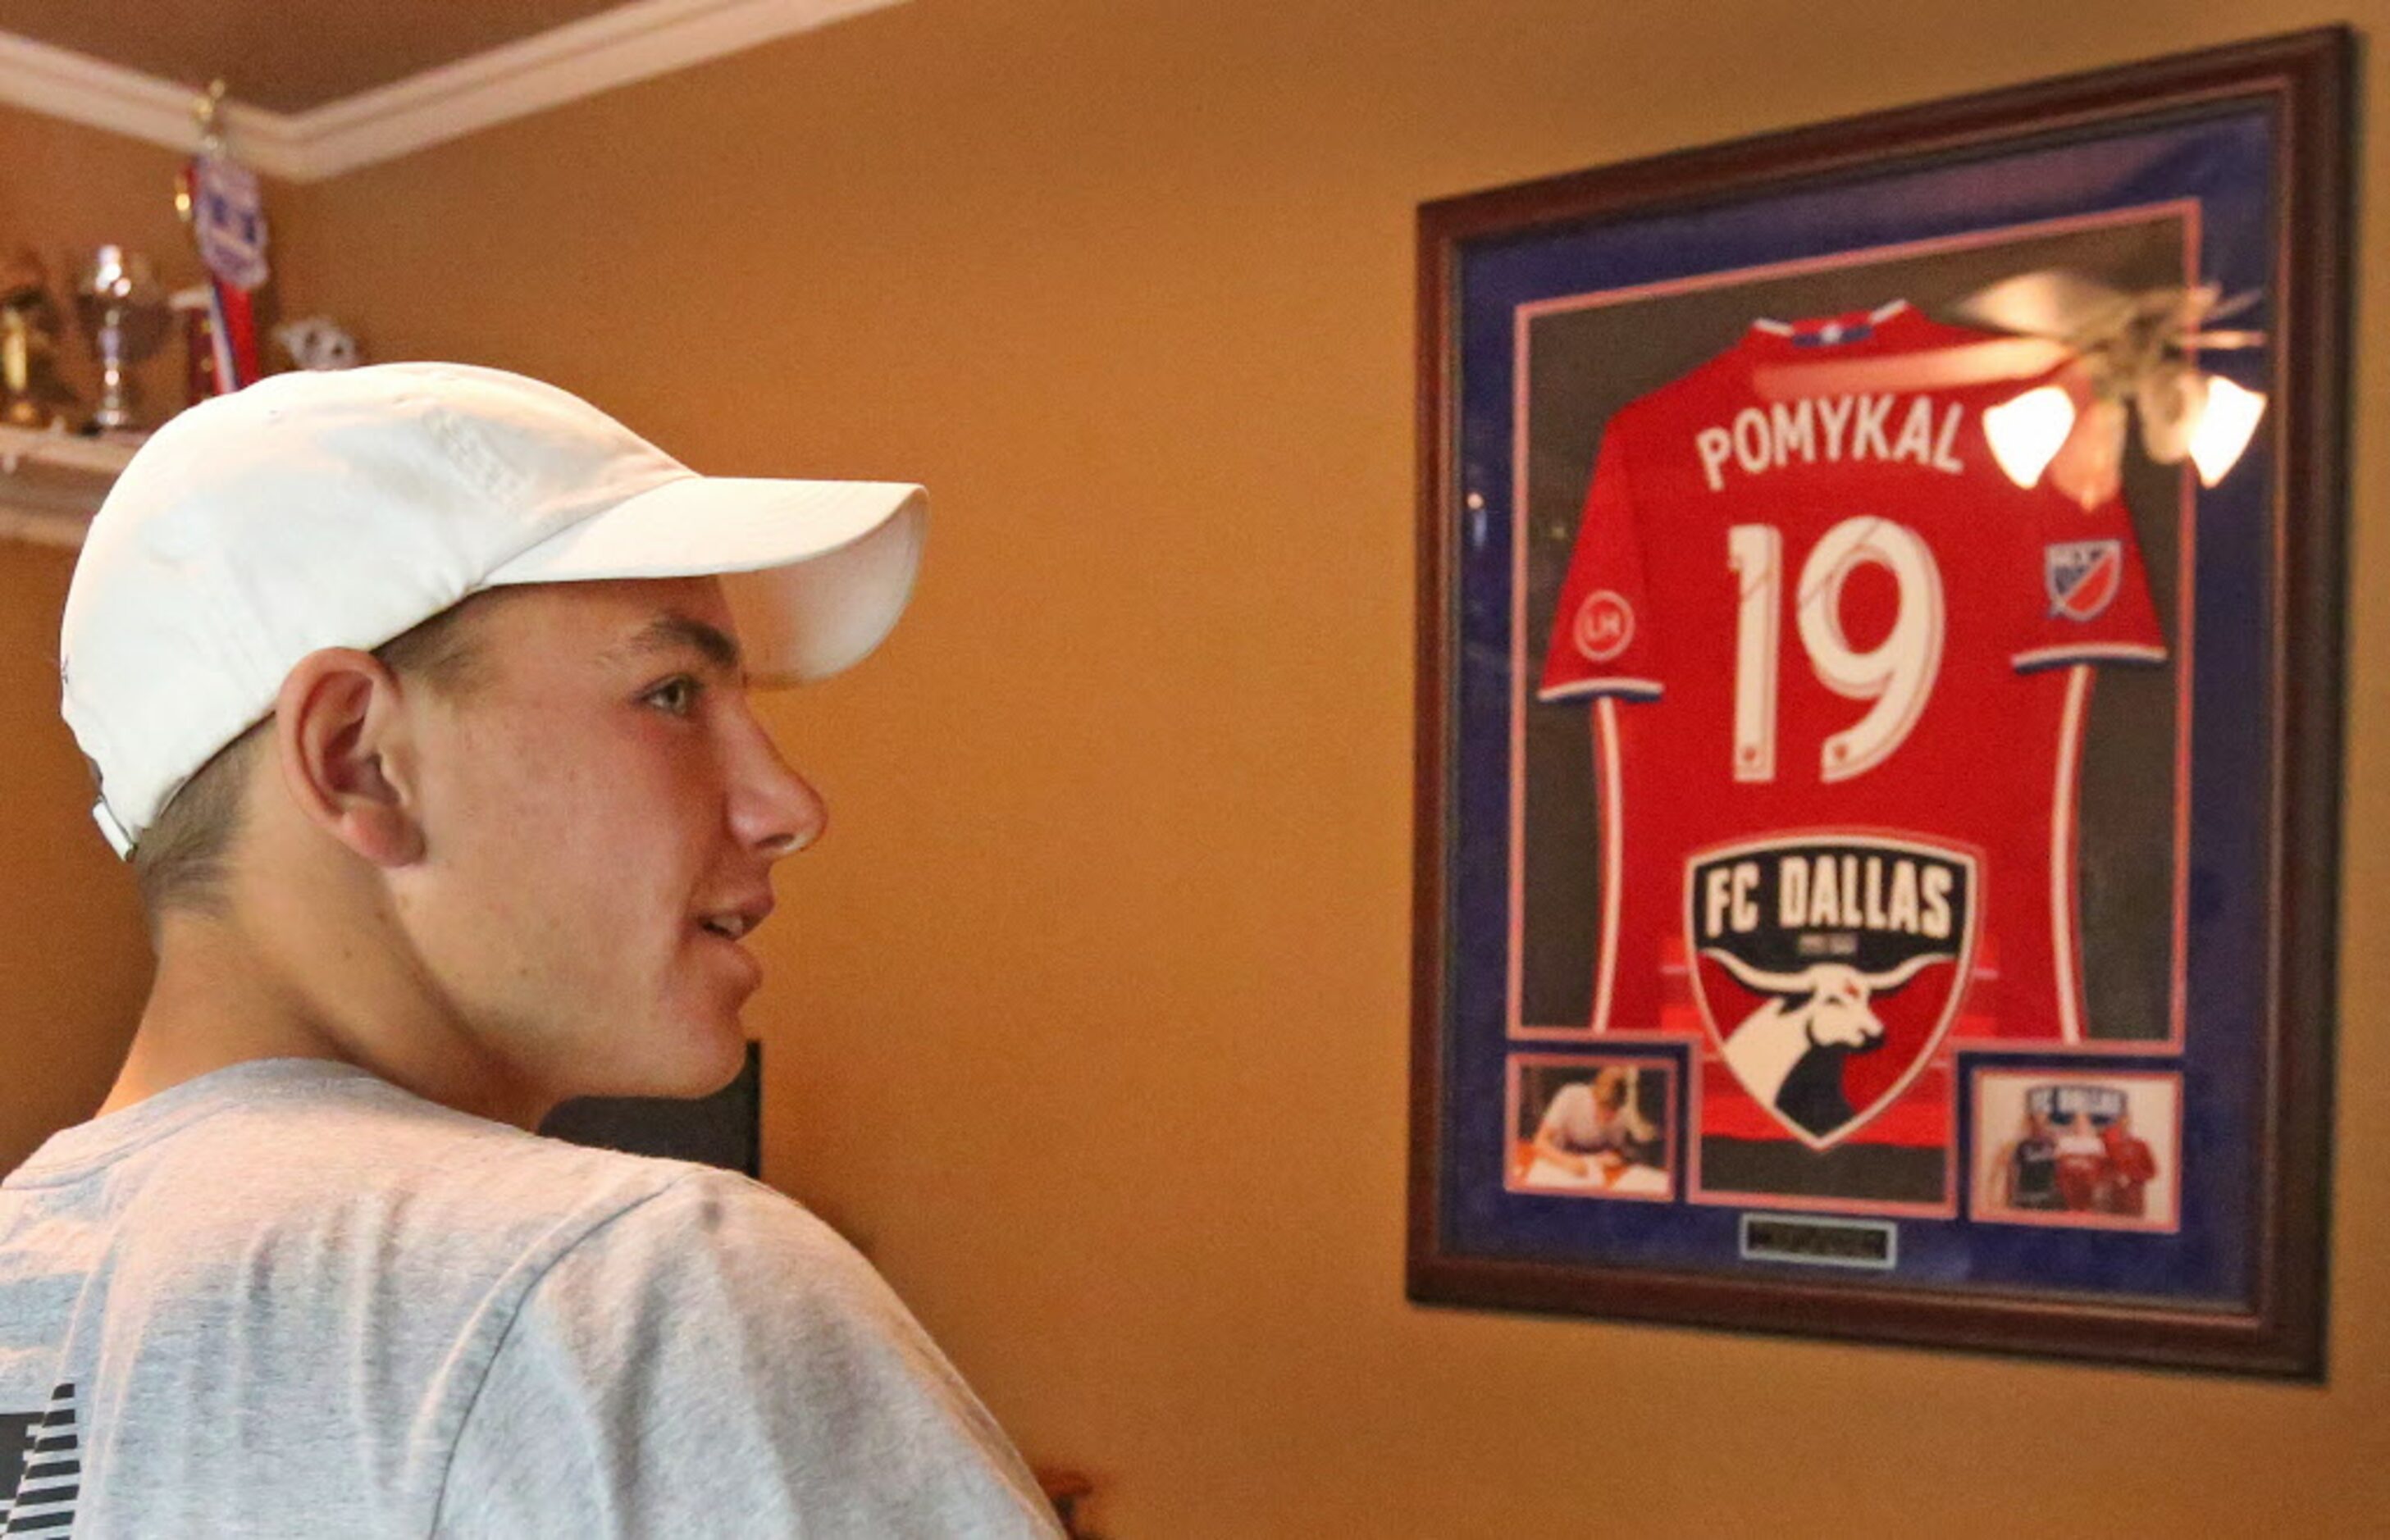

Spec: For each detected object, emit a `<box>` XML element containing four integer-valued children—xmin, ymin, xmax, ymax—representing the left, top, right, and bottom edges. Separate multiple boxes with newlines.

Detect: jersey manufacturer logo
<box><xmin>1571</xmin><ymin>590</ymin><xmax>1635</xmax><ymax>663</ymax></box>
<box><xmin>1790</xmin><ymin>318</ymin><xmax>1872</xmax><ymax>346</ymax></box>
<box><xmin>1684</xmin><ymin>832</ymin><xmax>1979</xmax><ymax>1149</ymax></box>
<box><xmin>2045</xmin><ymin>540</ymin><xmax>2123</xmax><ymax>622</ymax></box>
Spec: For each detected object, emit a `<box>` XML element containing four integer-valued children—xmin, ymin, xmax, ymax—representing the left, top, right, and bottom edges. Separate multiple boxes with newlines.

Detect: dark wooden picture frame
<box><xmin>1408</xmin><ymin>30</ymin><xmax>2350</xmax><ymax>1374</ymax></box>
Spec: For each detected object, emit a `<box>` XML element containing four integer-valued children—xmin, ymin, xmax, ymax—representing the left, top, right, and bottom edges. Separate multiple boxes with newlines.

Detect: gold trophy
<box><xmin>1</xmin><ymin>248</ymin><xmax>76</xmax><ymax>429</ymax></box>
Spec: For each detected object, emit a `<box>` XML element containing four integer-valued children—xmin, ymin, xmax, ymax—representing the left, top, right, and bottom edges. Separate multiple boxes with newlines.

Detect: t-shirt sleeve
<box><xmin>1539</xmin><ymin>427</ymin><xmax>1663</xmax><ymax>703</ymax></box>
<box><xmin>2008</xmin><ymin>482</ymin><xmax>2167</xmax><ymax>672</ymax></box>
<box><xmin>434</xmin><ymin>1172</ymin><xmax>1060</xmax><ymax>1539</ymax></box>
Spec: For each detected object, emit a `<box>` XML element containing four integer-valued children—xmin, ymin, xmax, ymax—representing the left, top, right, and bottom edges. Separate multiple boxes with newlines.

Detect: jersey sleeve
<box><xmin>1538</xmin><ymin>426</ymin><xmax>1663</xmax><ymax>702</ymax></box>
<box><xmin>436</xmin><ymin>1171</ymin><xmax>1060</xmax><ymax>1539</ymax></box>
<box><xmin>2008</xmin><ymin>482</ymin><xmax>2168</xmax><ymax>672</ymax></box>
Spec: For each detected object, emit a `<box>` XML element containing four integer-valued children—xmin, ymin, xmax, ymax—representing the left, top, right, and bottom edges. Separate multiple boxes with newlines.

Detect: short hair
<box><xmin>130</xmin><ymin>595</ymin><xmax>493</xmax><ymax>925</ymax></box>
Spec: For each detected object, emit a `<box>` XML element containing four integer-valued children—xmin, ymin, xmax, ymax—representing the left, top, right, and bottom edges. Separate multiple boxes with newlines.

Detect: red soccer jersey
<box><xmin>1538</xmin><ymin>302</ymin><xmax>2164</xmax><ymax>1149</ymax></box>
<box><xmin>2099</xmin><ymin>1128</ymin><xmax>2160</xmax><ymax>1215</ymax></box>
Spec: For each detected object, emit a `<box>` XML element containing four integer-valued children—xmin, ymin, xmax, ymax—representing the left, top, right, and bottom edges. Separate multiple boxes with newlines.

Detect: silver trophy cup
<box><xmin>74</xmin><ymin>246</ymin><xmax>169</xmax><ymax>433</ymax></box>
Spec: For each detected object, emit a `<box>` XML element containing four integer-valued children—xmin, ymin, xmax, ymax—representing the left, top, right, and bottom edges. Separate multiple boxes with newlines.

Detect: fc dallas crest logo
<box><xmin>1684</xmin><ymin>832</ymin><xmax>1980</xmax><ymax>1150</ymax></box>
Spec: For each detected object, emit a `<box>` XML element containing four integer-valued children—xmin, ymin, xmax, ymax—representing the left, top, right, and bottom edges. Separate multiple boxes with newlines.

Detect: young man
<box><xmin>1530</xmin><ymin>1065</ymin><xmax>1657</xmax><ymax>1180</ymax></box>
<box><xmin>1988</xmin><ymin>1107</ymin><xmax>2062</xmax><ymax>1214</ymax></box>
<box><xmin>2095</xmin><ymin>1109</ymin><xmax>2160</xmax><ymax>1218</ymax></box>
<box><xmin>0</xmin><ymin>364</ymin><xmax>1061</xmax><ymax>1536</ymax></box>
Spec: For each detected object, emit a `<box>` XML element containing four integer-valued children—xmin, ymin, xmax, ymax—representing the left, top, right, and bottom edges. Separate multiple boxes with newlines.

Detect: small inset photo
<box><xmin>1507</xmin><ymin>1056</ymin><xmax>1676</xmax><ymax>1201</ymax></box>
<box><xmin>1972</xmin><ymin>1069</ymin><xmax>2181</xmax><ymax>1231</ymax></box>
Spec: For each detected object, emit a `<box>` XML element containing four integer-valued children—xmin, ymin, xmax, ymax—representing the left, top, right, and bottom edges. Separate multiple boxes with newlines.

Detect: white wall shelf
<box><xmin>0</xmin><ymin>423</ymin><xmax>134</xmax><ymax>550</ymax></box>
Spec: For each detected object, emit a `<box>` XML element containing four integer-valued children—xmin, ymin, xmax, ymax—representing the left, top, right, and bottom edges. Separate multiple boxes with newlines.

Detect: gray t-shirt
<box><xmin>0</xmin><ymin>1059</ymin><xmax>1060</xmax><ymax>1538</ymax></box>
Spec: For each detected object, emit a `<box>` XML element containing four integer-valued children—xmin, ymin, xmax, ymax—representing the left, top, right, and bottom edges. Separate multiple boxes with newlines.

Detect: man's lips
<box><xmin>694</xmin><ymin>894</ymin><xmax>774</xmax><ymax>941</ymax></box>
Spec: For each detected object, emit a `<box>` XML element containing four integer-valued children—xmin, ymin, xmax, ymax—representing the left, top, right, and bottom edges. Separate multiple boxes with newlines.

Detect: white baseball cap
<box><xmin>60</xmin><ymin>362</ymin><xmax>927</xmax><ymax>859</ymax></box>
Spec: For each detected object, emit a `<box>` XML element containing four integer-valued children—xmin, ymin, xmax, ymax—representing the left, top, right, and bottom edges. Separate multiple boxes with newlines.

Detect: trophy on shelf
<box><xmin>73</xmin><ymin>245</ymin><xmax>168</xmax><ymax>435</ymax></box>
<box><xmin>1</xmin><ymin>248</ymin><xmax>78</xmax><ymax>429</ymax></box>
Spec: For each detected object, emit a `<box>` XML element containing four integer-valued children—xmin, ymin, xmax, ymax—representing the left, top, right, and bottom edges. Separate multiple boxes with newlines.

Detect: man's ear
<box><xmin>271</xmin><ymin>648</ymin><xmax>424</xmax><ymax>867</ymax></box>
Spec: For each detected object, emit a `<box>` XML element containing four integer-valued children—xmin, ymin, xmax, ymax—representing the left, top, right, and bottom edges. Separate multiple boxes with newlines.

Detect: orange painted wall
<box><xmin>10</xmin><ymin>0</ymin><xmax>2389</xmax><ymax>1531</ymax></box>
<box><xmin>0</xmin><ymin>102</ymin><xmax>210</xmax><ymax>1170</ymax></box>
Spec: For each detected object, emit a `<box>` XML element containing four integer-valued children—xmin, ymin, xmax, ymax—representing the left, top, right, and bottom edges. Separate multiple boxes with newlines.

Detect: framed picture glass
<box><xmin>1408</xmin><ymin>29</ymin><xmax>2351</xmax><ymax>1374</ymax></box>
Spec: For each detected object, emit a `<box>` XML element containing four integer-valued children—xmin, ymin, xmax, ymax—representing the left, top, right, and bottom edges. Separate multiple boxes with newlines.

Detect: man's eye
<box><xmin>643</xmin><ymin>676</ymin><xmax>701</xmax><ymax>715</ymax></box>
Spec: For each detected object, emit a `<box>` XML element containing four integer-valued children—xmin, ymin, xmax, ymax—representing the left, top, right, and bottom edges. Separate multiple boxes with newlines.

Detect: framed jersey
<box><xmin>1407</xmin><ymin>30</ymin><xmax>2350</xmax><ymax>1374</ymax></box>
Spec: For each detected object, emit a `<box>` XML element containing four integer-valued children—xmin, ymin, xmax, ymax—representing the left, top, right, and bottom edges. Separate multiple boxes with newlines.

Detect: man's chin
<box><xmin>658</xmin><ymin>1009</ymin><xmax>754</xmax><ymax>1098</ymax></box>
<box><xmin>553</xmin><ymin>1014</ymin><xmax>750</xmax><ymax>1104</ymax></box>
<box><xmin>665</xmin><ymin>1035</ymin><xmax>753</xmax><ymax>1101</ymax></box>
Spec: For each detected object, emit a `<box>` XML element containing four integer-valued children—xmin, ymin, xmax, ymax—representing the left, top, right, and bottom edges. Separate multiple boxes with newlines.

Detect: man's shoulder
<box><xmin>108</xmin><ymin>1073</ymin><xmax>729</xmax><ymax>1296</ymax></box>
<box><xmin>179</xmin><ymin>1069</ymin><xmax>682</xmax><ymax>1186</ymax></box>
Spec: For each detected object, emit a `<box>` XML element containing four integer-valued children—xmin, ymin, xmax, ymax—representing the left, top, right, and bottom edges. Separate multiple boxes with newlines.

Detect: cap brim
<box><xmin>485</xmin><ymin>475</ymin><xmax>927</xmax><ymax>683</ymax></box>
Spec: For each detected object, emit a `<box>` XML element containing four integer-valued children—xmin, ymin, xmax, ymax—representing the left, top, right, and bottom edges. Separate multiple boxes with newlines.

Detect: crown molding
<box><xmin>0</xmin><ymin>0</ymin><xmax>908</xmax><ymax>184</ymax></box>
<box><xmin>0</xmin><ymin>30</ymin><xmax>226</xmax><ymax>158</ymax></box>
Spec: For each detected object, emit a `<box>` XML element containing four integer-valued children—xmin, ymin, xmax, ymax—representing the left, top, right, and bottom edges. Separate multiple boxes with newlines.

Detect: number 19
<box><xmin>1727</xmin><ymin>517</ymin><xmax>1945</xmax><ymax>784</ymax></box>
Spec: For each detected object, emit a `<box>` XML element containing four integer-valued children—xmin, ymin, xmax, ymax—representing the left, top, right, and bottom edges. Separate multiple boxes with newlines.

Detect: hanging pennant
<box><xmin>176</xmin><ymin>80</ymin><xmax>267</xmax><ymax>392</ymax></box>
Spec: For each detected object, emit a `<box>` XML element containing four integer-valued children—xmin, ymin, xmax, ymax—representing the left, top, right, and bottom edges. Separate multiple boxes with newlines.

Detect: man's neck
<box><xmin>100</xmin><ymin>926</ymin><xmax>344</xmax><ymax>1117</ymax></box>
<box><xmin>103</xmin><ymin>913</ymin><xmax>550</xmax><ymax>1129</ymax></box>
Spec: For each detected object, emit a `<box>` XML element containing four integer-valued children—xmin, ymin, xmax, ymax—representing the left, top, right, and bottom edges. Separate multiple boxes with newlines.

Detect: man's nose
<box><xmin>726</xmin><ymin>709</ymin><xmax>827</xmax><ymax>859</ymax></box>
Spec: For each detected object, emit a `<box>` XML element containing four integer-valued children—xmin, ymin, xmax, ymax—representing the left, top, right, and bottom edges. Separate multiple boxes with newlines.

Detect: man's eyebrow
<box><xmin>606</xmin><ymin>612</ymin><xmax>744</xmax><ymax>676</ymax></box>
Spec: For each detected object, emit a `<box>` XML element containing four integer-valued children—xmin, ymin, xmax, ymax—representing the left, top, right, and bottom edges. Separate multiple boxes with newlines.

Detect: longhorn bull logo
<box><xmin>1684</xmin><ymin>833</ymin><xmax>1981</xmax><ymax>1151</ymax></box>
<box><xmin>1699</xmin><ymin>950</ymin><xmax>1951</xmax><ymax>1144</ymax></box>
